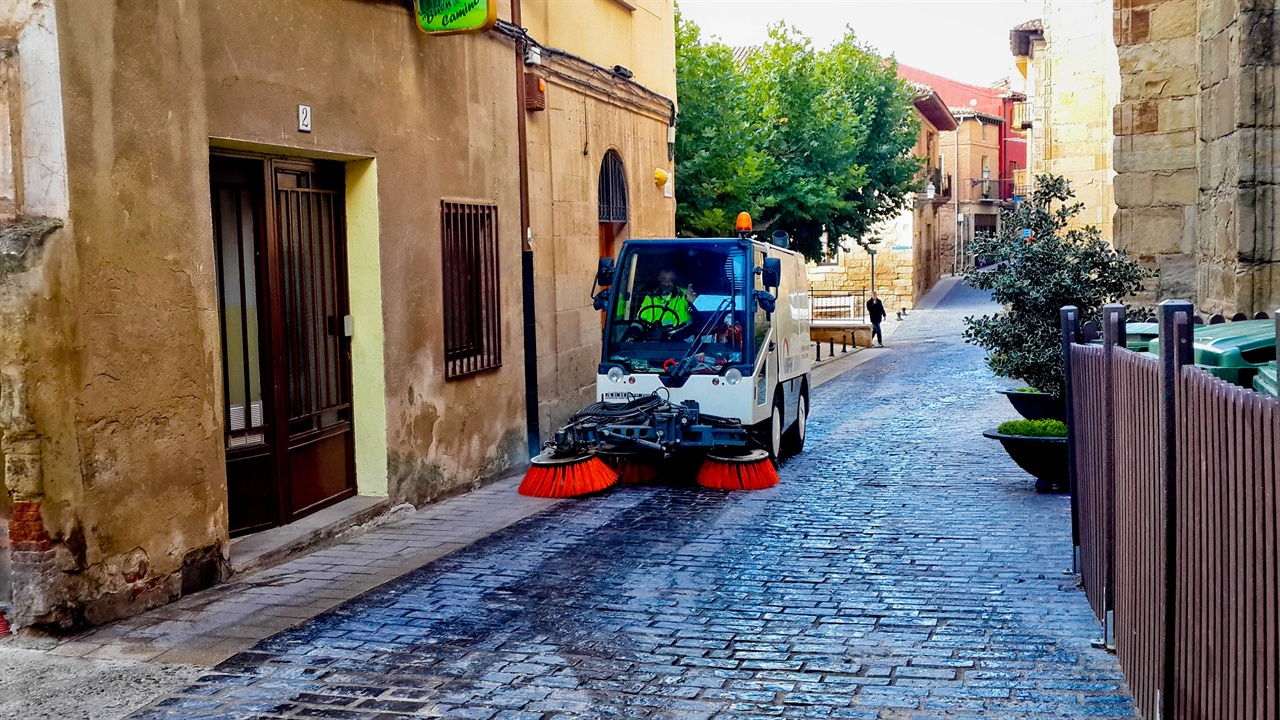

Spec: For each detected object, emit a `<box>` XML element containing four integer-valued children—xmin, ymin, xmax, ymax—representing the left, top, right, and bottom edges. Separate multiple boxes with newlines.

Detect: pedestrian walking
<box><xmin>866</xmin><ymin>292</ymin><xmax>886</xmax><ymax>347</ymax></box>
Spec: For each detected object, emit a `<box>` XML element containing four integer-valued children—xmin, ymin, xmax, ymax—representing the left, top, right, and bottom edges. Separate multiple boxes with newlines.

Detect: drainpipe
<box><xmin>953</xmin><ymin>116</ymin><xmax>960</xmax><ymax>274</ymax></box>
<box><xmin>512</xmin><ymin>0</ymin><xmax>540</xmax><ymax>456</ymax></box>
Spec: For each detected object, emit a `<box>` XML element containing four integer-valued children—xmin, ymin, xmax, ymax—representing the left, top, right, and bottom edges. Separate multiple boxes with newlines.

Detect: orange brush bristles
<box><xmin>695</xmin><ymin>457</ymin><xmax>780</xmax><ymax>491</ymax></box>
<box><xmin>613</xmin><ymin>459</ymin><xmax>659</xmax><ymax>484</ymax></box>
<box><xmin>519</xmin><ymin>456</ymin><xmax>619</xmax><ymax>498</ymax></box>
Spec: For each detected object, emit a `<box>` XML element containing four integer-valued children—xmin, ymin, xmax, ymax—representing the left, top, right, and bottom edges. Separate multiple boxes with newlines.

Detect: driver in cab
<box><xmin>636</xmin><ymin>268</ymin><xmax>696</xmax><ymax>330</ymax></box>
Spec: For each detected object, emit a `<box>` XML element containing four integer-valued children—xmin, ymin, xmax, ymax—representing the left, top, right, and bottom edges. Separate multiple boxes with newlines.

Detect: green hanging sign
<box><xmin>415</xmin><ymin>0</ymin><xmax>497</xmax><ymax>35</ymax></box>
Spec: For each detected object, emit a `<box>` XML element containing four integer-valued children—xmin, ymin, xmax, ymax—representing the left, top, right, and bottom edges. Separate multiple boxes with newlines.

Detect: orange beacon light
<box><xmin>735</xmin><ymin>212</ymin><xmax>752</xmax><ymax>235</ymax></box>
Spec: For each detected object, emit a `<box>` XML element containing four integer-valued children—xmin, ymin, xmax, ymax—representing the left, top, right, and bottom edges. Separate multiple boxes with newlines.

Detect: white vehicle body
<box><xmin>596</xmin><ymin>237</ymin><xmax>812</xmax><ymax>456</ymax></box>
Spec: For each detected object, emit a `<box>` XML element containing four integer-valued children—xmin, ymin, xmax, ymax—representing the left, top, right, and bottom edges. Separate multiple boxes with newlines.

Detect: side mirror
<box><xmin>593</xmin><ymin>290</ymin><xmax>611</xmax><ymax>312</ymax></box>
<box><xmin>755</xmin><ymin>290</ymin><xmax>776</xmax><ymax>314</ymax></box>
<box><xmin>596</xmin><ymin>257</ymin><xmax>615</xmax><ymax>288</ymax></box>
<box><xmin>761</xmin><ymin>257</ymin><xmax>782</xmax><ymax>289</ymax></box>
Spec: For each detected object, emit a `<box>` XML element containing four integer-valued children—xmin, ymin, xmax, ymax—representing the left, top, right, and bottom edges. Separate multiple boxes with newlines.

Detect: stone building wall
<box><xmin>1043</xmin><ymin>0</ymin><xmax>1120</xmax><ymax>241</ymax></box>
<box><xmin>939</xmin><ymin>116</ymin><xmax>1004</xmax><ymax>270</ymax></box>
<box><xmin>808</xmin><ymin>243</ymin><xmax>916</xmax><ymax>318</ymax></box>
<box><xmin>526</xmin><ymin>60</ymin><xmax>675</xmax><ymax>440</ymax></box>
<box><xmin>1113</xmin><ymin>0</ymin><xmax>1278</xmax><ymax>313</ymax></box>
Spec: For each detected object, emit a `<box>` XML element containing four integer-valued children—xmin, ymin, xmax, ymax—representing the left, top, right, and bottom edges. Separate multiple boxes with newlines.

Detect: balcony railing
<box><xmin>924</xmin><ymin>166</ymin><xmax>951</xmax><ymax>201</ymax></box>
<box><xmin>1013</xmin><ymin>100</ymin><xmax>1033</xmax><ymax>130</ymax></box>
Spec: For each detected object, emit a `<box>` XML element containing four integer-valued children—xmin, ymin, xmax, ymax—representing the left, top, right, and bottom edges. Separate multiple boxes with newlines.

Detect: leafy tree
<box><xmin>962</xmin><ymin>175</ymin><xmax>1152</xmax><ymax>398</ymax></box>
<box><xmin>673</xmin><ymin>16</ymin><xmax>922</xmax><ymax>260</ymax></box>
<box><xmin>674</xmin><ymin>12</ymin><xmax>769</xmax><ymax>236</ymax></box>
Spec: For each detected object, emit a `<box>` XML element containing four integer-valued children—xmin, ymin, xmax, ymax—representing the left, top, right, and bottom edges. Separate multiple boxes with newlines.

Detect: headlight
<box><xmin>607</xmin><ymin>366</ymin><xmax>626</xmax><ymax>383</ymax></box>
<box><xmin>724</xmin><ymin>368</ymin><xmax>743</xmax><ymax>385</ymax></box>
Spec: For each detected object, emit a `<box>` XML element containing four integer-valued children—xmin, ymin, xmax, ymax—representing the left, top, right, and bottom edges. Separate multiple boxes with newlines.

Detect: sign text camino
<box><xmin>415</xmin><ymin>0</ymin><xmax>497</xmax><ymax>35</ymax></box>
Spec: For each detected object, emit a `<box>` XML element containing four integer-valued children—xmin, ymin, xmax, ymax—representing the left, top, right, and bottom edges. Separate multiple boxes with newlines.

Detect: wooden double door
<box><xmin>210</xmin><ymin>154</ymin><xmax>356</xmax><ymax>536</ymax></box>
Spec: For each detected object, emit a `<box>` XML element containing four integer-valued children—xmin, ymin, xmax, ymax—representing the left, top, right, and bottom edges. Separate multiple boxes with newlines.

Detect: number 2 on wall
<box><xmin>298</xmin><ymin>105</ymin><xmax>312</xmax><ymax>133</ymax></box>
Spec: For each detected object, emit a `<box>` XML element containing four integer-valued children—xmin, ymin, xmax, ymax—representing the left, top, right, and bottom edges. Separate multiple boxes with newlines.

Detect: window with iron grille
<box><xmin>441</xmin><ymin>201</ymin><xmax>501</xmax><ymax>379</ymax></box>
<box><xmin>598</xmin><ymin>149</ymin><xmax>628</xmax><ymax>223</ymax></box>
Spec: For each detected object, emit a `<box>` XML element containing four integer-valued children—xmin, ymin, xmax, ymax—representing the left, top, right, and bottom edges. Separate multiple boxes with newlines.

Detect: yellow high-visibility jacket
<box><xmin>635</xmin><ymin>291</ymin><xmax>691</xmax><ymax>326</ymax></box>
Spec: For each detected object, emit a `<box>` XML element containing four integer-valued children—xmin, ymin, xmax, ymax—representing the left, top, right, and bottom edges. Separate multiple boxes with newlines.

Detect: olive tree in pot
<box><xmin>964</xmin><ymin>175</ymin><xmax>1150</xmax><ymax>490</ymax></box>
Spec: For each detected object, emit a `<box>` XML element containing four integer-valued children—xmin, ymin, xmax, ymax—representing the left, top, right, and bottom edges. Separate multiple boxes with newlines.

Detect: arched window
<box><xmin>598</xmin><ymin>149</ymin><xmax>628</xmax><ymax>224</ymax></box>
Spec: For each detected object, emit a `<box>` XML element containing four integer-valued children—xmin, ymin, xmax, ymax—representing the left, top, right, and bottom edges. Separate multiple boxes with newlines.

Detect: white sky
<box><xmin>677</xmin><ymin>0</ymin><xmax>1040</xmax><ymax>87</ymax></box>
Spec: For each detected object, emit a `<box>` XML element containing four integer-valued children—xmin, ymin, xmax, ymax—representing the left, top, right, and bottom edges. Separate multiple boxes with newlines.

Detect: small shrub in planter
<box><xmin>996</xmin><ymin>419</ymin><xmax>1068</xmax><ymax>438</ymax></box>
<box><xmin>983</xmin><ymin>419</ymin><xmax>1070</xmax><ymax>493</ymax></box>
<box><xmin>962</xmin><ymin>175</ymin><xmax>1152</xmax><ymax>399</ymax></box>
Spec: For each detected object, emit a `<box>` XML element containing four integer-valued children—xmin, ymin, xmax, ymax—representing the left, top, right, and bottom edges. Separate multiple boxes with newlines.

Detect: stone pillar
<box><xmin>1113</xmin><ymin>0</ymin><xmax>1201</xmax><ymax>303</ymax></box>
<box><xmin>1</xmin><ymin>432</ymin><xmax>58</xmax><ymax>627</ymax></box>
<box><xmin>1197</xmin><ymin>0</ymin><xmax>1278</xmax><ymax>313</ymax></box>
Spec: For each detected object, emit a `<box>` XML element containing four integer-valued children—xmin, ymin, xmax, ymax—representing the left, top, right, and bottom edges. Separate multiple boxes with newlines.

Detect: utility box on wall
<box><xmin>524</xmin><ymin>74</ymin><xmax>545</xmax><ymax>112</ymax></box>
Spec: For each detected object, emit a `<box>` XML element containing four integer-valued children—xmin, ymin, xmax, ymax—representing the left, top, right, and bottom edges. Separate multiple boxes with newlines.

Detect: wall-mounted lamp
<box><xmin>926</xmin><ymin>182</ymin><xmax>936</xmax><ymax>201</ymax></box>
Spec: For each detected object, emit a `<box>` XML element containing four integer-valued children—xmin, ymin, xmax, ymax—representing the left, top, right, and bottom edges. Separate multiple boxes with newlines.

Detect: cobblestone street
<box><xmin>132</xmin><ymin>281</ymin><xmax>1133</xmax><ymax>719</ymax></box>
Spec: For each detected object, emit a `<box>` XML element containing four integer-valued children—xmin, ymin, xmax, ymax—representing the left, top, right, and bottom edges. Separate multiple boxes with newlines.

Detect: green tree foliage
<box><xmin>674</xmin><ymin>14</ymin><xmax>922</xmax><ymax>260</ymax></box>
<box><xmin>963</xmin><ymin>175</ymin><xmax>1153</xmax><ymax>398</ymax></box>
<box><xmin>674</xmin><ymin>12</ymin><xmax>770</xmax><ymax>237</ymax></box>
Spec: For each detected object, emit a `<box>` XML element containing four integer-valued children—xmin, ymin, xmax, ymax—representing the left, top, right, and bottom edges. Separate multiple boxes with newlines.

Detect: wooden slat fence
<box><xmin>1062</xmin><ymin>301</ymin><xmax>1280</xmax><ymax>720</ymax></box>
<box><xmin>1175</xmin><ymin>368</ymin><xmax>1279</xmax><ymax>719</ymax></box>
<box><xmin>1114</xmin><ymin>348</ymin><xmax>1164</xmax><ymax>717</ymax></box>
<box><xmin>1071</xmin><ymin>342</ymin><xmax>1110</xmax><ymax>626</ymax></box>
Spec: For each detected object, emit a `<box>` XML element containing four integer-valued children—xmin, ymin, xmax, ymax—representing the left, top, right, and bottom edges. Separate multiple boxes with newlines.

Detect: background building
<box><xmin>1010</xmin><ymin>3</ymin><xmax>1120</xmax><ymax>243</ymax></box>
<box><xmin>807</xmin><ymin>85</ymin><xmax>956</xmax><ymax>317</ymax></box>
<box><xmin>898</xmin><ymin>65</ymin><xmax>1026</xmax><ymax>273</ymax></box>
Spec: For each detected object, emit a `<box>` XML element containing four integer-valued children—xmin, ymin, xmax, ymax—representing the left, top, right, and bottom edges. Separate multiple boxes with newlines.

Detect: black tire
<box><xmin>781</xmin><ymin>384</ymin><xmax>808</xmax><ymax>458</ymax></box>
<box><xmin>753</xmin><ymin>390</ymin><xmax>786</xmax><ymax>461</ymax></box>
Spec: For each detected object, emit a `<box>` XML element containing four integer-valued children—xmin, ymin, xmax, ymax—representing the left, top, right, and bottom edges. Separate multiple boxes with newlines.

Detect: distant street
<box><xmin>132</xmin><ymin>281</ymin><xmax>1133</xmax><ymax>719</ymax></box>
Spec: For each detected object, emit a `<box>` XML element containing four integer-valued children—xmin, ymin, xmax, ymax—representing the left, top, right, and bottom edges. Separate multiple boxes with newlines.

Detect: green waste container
<box><xmin>1254</xmin><ymin>361</ymin><xmax>1278</xmax><ymax>397</ymax></box>
<box><xmin>1148</xmin><ymin>319</ymin><xmax>1277</xmax><ymax>388</ymax></box>
<box><xmin>1088</xmin><ymin>321</ymin><xmax>1160</xmax><ymax>352</ymax></box>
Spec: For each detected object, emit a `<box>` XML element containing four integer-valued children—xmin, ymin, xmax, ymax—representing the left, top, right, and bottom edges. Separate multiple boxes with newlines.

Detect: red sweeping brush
<box><xmin>695</xmin><ymin>449</ymin><xmax>780</xmax><ymax>491</ymax></box>
<box><xmin>519</xmin><ymin>452</ymin><xmax>619</xmax><ymax>498</ymax></box>
<box><xmin>601</xmin><ymin>452</ymin><xmax>660</xmax><ymax>484</ymax></box>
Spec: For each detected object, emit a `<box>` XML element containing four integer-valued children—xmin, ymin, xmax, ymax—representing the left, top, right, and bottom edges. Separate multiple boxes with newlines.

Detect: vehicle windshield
<box><xmin>605</xmin><ymin>242</ymin><xmax>750</xmax><ymax>375</ymax></box>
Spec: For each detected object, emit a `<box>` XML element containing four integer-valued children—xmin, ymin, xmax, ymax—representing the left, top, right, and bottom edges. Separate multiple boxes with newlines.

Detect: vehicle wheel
<box><xmin>782</xmin><ymin>387</ymin><xmax>807</xmax><ymax>457</ymax></box>
<box><xmin>767</xmin><ymin>392</ymin><xmax>785</xmax><ymax>460</ymax></box>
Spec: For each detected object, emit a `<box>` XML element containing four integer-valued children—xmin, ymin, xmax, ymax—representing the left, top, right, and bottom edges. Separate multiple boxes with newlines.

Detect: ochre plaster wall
<box><xmin>15</xmin><ymin>0</ymin><xmax>527</xmax><ymax>628</ymax></box>
<box><xmin>197</xmin><ymin>0</ymin><xmax>527</xmax><ymax>505</ymax></box>
<box><xmin>43</xmin><ymin>0</ymin><xmax>227</xmax><ymax>627</ymax></box>
<box><xmin>522</xmin><ymin>0</ymin><xmax>676</xmax><ymax>99</ymax></box>
<box><xmin>939</xmin><ymin>117</ymin><xmax>1004</xmax><ymax>271</ymax></box>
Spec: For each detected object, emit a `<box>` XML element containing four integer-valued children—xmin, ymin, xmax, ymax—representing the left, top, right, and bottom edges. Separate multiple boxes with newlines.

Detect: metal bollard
<box><xmin>828</xmin><ymin>338</ymin><xmax>834</xmax><ymax>357</ymax></box>
<box><xmin>814</xmin><ymin>341</ymin><xmax>821</xmax><ymax>361</ymax></box>
<box><xmin>842</xmin><ymin>334</ymin><xmax>848</xmax><ymax>353</ymax></box>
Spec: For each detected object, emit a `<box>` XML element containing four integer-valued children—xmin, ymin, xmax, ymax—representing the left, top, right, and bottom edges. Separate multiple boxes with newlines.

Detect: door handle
<box><xmin>328</xmin><ymin>315</ymin><xmax>354</xmax><ymax>337</ymax></box>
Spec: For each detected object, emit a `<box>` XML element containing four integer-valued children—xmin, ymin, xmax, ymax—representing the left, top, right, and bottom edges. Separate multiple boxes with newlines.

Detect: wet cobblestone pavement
<box><xmin>133</xmin><ymin>282</ymin><xmax>1133</xmax><ymax>718</ymax></box>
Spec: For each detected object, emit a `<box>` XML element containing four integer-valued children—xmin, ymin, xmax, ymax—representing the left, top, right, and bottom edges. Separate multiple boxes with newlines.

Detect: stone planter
<box><xmin>998</xmin><ymin>389</ymin><xmax>1066</xmax><ymax>421</ymax></box>
<box><xmin>982</xmin><ymin>429</ymin><xmax>1069</xmax><ymax>493</ymax></box>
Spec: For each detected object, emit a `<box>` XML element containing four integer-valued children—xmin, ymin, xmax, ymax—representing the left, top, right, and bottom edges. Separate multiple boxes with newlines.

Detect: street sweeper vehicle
<box><xmin>520</xmin><ymin>214</ymin><xmax>813</xmax><ymax>498</ymax></box>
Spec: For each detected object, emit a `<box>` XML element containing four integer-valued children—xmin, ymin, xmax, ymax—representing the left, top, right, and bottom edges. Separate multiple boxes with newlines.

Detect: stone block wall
<box><xmin>1114</xmin><ymin>0</ymin><xmax>1200</xmax><ymax>302</ymax></box>
<box><xmin>526</xmin><ymin>58</ymin><xmax>675</xmax><ymax>440</ymax></box>
<box><xmin>1195</xmin><ymin>0</ymin><xmax>1278</xmax><ymax>313</ymax></box>
<box><xmin>1113</xmin><ymin>0</ymin><xmax>1279</xmax><ymax>314</ymax></box>
<box><xmin>809</xmin><ymin>244</ymin><xmax>917</xmax><ymax>317</ymax></box>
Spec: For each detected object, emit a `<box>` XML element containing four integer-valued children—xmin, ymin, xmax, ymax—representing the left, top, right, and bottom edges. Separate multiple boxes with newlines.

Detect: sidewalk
<box><xmin>9</xmin><ymin>478</ymin><xmax>559</xmax><ymax>667</ymax></box>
